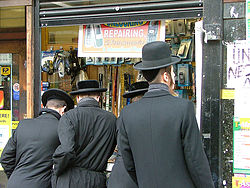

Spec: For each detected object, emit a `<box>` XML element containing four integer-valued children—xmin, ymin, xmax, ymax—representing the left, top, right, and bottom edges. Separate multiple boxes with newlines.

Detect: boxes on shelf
<box><xmin>177</xmin><ymin>64</ymin><xmax>192</xmax><ymax>87</ymax></box>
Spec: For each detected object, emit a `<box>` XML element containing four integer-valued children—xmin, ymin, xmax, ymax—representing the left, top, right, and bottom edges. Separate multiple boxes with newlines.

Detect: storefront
<box><xmin>3</xmin><ymin>0</ymin><xmax>249</xmax><ymax>188</ymax></box>
<box><xmin>36</xmin><ymin>1</ymin><xmax>203</xmax><ymax>136</ymax></box>
<box><xmin>36</xmin><ymin>0</ymin><xmax>204</xmax><ymax>181</ymax></box>
<box><xmin>0</xmin><ymin>0</ymin><xmax>33</xmax><ymax>186</ymax></box>
<box><xmin>35</xmin><ymin>0</ymin><xmax>203</xmax><ymax>114</ymax></box>
<box><xmin>0</xmin><ymin>0</ymin><xmax>230</xmax><ymax>187</ymax></box>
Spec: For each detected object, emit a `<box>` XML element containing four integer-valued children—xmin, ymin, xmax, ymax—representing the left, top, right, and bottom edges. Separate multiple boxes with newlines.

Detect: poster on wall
<box><xmin>0</xmin><ymin>110</ymin><xmax>11</xmax><ymax>158</ymax></box>
<box><xmin>78</xmin><ymin>21</ymin><xmax>165</xmax><ymax>58</ymax></box>
<box><xmin>247</xmin><ymin>0</ymin><xmax>250</xmax><ymax>41</ymax></box>
<box><xmin>227</xmin><ymin>42</ymin><xmax>250</xmax><ymax>88</ymax></box>
<box><xmin>233</xmin><ymin>118</ymin><xmax>250</xmax><ymax>174</ymax></box>
<box><xmin>233</xmin><ymin>88</ymin><xmax>250</xmax><ymax>174</ymax></box>
<box><xmin>234</xmin><ymin>87</ymin><xmax>250</xmax><ymax>118</ymax></box>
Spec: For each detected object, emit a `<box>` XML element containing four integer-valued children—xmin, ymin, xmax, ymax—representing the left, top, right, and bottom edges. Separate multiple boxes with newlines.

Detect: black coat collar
<box><xmin>148</xmin><ymin>83</ymin><xmax>169</xmax><ymax>92</ymax></box>
<box><xmin>77</xmin><ymin>97</ymin><xmax>100</xmax><ymax>108</ymax></box>
<box><xmin>39</xmin><ymin>108</ymin><xmax>61</xmax><ymax>120</ymax></box>
<box><xmin>143</xmin><ymin>87</ymin><xmax>171</xmax><ymax>98</ymax></box>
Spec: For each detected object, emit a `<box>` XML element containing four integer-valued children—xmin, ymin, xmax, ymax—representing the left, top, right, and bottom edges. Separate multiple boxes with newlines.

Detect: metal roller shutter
<box><xmin>39</xmin><ymin>0</ymin><xmax>203</xmax><ymax>27</ymax></box>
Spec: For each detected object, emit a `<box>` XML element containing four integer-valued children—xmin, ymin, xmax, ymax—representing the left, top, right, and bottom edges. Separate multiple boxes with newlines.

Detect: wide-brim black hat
<box><xmin>42</xmin><ymin>88</ymin><xmax>74</xmax><ymax>110</ymax></box>
<box><xmin>70</xmin><ymin>80</ymin><xmax>107</xmax><ymax>95</ymax></box>
<box><xmin>134</xmin><ymin>41</ymin><xmax>181</xmax><ymax>70</ymax></box>
<box><xmin>123</xmin><ymin>81</ymin><xmax>149</xmax><ymax>98</ymax></box>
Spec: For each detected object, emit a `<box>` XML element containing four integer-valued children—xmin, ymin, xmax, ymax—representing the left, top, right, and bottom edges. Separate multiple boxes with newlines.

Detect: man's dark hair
<box><xmin>79</xmin><ymin>92</ymin><xmax>100</xmax><ymax>98</ymax></box>
<box><xmin>141</xmin><ymin>69</ymin><xmax>160</xmax><ymax>82</ymax></box>
<box><xmin>46</xmin><ymin>99</ymin><xmax>67</xmax><ymax>109</ymax></box>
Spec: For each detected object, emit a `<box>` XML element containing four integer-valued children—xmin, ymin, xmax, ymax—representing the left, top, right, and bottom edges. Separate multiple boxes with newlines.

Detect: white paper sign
<box><xmin>234</xmin><ymin>130</ymin><xmax>250</xmax><ymax>169</ymax></box>
<box><xmin>234</xmin><ymin>87</ymin><xmax>250</xmax><ymax>118</ymax></box>
<box><xmin>227</xmin><ymin>43</ymin><xmax>250</xmax><ymax>88</ymax></box>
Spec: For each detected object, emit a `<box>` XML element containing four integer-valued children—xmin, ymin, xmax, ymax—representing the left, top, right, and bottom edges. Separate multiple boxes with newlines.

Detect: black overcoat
<box><xmin>52</xmin><ymin>98</ymin><xmax>117</xmax><ymax>188</ymax></box>
<box><xmin>0</xmin><ymin>109</ymin><xmax>61</xmax><ymax>188</ymax></box>
<box><xmin>118</xmin><ymin>87</ymin><xmax>215</xmax><ymax>188</ymax></box>
<box><xmin>107</xmin><ymin>150</ymin><xmax>138</xmax><ymax>188</ymax></box>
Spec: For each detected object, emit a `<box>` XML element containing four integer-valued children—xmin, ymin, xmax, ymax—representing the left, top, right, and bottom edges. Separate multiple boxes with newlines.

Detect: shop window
<box><xmin>40</xmin><ymin>18</ymin><xmax>200</xmax><ymax>173</ymax></box>
<box><xmin>41</xmin><ymin>19</ymin><xmax>199</xmax><ymax>115</ymax></box>
<box><xmin>0</xmin><ymin>6</ymin><xmax>25</xmax><ymax>28</ymax></box>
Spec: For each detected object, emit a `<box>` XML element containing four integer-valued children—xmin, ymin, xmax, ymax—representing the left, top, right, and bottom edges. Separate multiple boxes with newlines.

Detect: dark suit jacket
<box><xmin>0</xmin><ymin>109</ymin><xmax>61</xmax><ymax>188</ymax></box>
<box><xmin>118</xmin><ymin>88</ymin><xmax>215</xmax><ymax>188</ymax></box>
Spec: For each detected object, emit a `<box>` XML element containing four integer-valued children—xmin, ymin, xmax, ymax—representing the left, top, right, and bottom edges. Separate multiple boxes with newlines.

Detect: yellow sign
<box><xmin>232</xmin><ymin>176</ymin><xmax>250</xmax><ymax>187</ymax></box>
<box><xmin>0</xmin><ymin>110</ymin><xmax>11</xmax><ymax>125</ymax></box>
<box><xmin>221</xmin><ymin>89</ymin><xmax>235</xmax><ymax>99</ymax></box>
<box><xmin>12</xmin><ymin>121</ymin><xmax>19</xmax><ymax>129</ymax></box>
<box><xmin>1</xmin><ymin>67</ymin><xmax>10</xmax><ymax>76</ymax></box>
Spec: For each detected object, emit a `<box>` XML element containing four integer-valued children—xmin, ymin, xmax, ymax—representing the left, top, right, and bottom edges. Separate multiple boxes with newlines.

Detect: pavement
<box><xmin>0</xmin><ymin>171</ymin><xmax>7</xmax><ymax>188</ymax></box>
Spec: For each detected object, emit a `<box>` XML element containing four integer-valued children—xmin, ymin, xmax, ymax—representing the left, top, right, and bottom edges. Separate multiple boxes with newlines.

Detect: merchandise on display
<box><xmin>40</xmin><ymin>19</ymin><xmax>198</xmax><ymax>116</ymax></box>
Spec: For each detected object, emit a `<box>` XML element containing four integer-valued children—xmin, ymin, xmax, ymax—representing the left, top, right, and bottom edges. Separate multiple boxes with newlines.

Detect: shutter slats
<box><xmin>39</xmin><ymin>0</ymin><xmax>203</xmax><ymax>27</ymax></box>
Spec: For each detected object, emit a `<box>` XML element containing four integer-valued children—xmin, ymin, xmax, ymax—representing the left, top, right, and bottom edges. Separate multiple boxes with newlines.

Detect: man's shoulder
<box><xmin>66</xmin><ymin>106</ymin><xmax>117</xmax><ymax>119</ymax></box>
<box><xmin>122</xmin><ymin>95</ymin><xmax>192</xmax><ymax>111</ymax></box>
<box><xmin>101</xmin><ymin>109</ymin><xmax>117</xmax><ymax>119</ymax></box>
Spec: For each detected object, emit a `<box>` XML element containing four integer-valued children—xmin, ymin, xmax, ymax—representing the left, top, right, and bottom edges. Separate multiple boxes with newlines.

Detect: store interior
<box><xmin>41</xmin><ymin>19</ymin><xmax>199</xmax><ymax>117</ymax></box>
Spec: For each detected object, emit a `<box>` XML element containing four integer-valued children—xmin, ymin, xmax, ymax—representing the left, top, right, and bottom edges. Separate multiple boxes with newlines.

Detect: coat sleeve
<box><xmin>118</xmin><ymin>113</ymin><xmax>138</xmax><ymax>185</ymax></box>
<box><xmin>53</xmin><ymin>114</ymin><xmax>76</xmax><ymax>176</ymax></box>
<box><xmin>181</xmin><ymin>101</ymin><xmax>215</xmax><ymax>188</ymax></box>
<box><xmin>0</xmin><ymin>130</ymin><xmax>17</xmax><ymax>178</ymax></box>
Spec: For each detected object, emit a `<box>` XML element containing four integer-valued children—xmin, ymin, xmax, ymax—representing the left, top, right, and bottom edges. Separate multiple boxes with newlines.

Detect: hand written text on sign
<box><xmin>227</xmin><ymin>43</ymin><xmax>250</xmax><ymax>88</ymax></box>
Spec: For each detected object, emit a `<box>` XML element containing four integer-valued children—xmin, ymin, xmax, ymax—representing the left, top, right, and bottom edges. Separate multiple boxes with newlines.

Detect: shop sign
<box><xmin>0</xmin><ymin>110</ymin><xmax>11</xmax><ymax>126</ymax></box>
<box><xmin>1</xmin><ymin>67</ymin><xmax>11</xmax><ymax>76</ymax></box>
<box><xmin>227</xmin><ymin>42</ymin><xmax>250</xmax><ymax>88</ymax></box>
<box><xmin>12</xmin><ymin>121</ymin><xmax>19</xmax><ymax>130</ymax></box>
<box><xmin>221</xmin><ymin>89</ymin><xmax>235</xmax><ymax>99</ymax></box>
<box><xmin>78</xmin><ymin>21</ymin><xmax>165</xmax><ymax>58</ymax></box>
<box><xmin>233</xmin><ymin>176</ymin><xmax>250</xmax><ymax>188</ymax></box>
<box><xmin>0</xmin><ymin>110</ymin><xmax>11</xmax><ymax>169</ymax></box>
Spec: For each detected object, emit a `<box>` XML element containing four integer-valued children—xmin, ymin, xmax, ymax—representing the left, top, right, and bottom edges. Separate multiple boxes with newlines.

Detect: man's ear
<box><xmin>96</xmin><ymin>96</ymin><xmax>100</xmax><ymax>102</ymax></box>
<box><xmin>163</xmin><ymin>71</ymin><xmax>169</xmax><ymax>83</ymax></box>
<box><xmin>76</xmin><ymin>95</ymin><xmax>80</xmax><ymax>103</ymax></box>
<box><xmin>61</xmin><ymin>106</ymin><xmax>67</xmax><ymax>115</ymax></box>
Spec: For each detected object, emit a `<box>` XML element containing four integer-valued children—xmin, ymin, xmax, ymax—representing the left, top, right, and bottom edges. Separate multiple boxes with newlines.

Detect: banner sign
<box><xmin>233</xmin><ymin>117</ymin><xmax>250</xmax><ymax>174</ymax></box>
<box><xmin>233</xmin><ymin>176</ymin><xmax>250</xmax><ymax>188</ymax></box>
<box><xmin>227</xmin><ymin>42</ymin><xmax>250</xmax><ymax>88</ymax></box>
<box><xmin>78</xmin><ymin>21</ymin><xmax>165</xmax><ymax>58</ymax></box>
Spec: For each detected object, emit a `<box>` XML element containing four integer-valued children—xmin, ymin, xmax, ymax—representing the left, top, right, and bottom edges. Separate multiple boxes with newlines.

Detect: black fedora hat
<box><xmin>134</xmin><ymin>41</ymin><xmax>181</xmax><ymax>70</ymax></box>
<box><xmin>70</xmin><ymin>80</ymin><xmax>107</xmax><ymax>95</ymax></box>
<box><xmin>123</xmin><ymin>81</ymin><xmax>149</xmax><ymax>98</ymax></box>
<box><xmin>42</xmin><ymin>88</ymin><xmax>74</xmax><ymax>111</ymax></box>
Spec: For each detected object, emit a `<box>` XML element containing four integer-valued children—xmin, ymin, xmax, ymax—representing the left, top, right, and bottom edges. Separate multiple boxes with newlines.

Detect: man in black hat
<box><xmin>123</xmin><ymin>81</ymin><xmax>149</xmax><ymax>103</ymax></box>
<box><xmin>52</xmin><ymin>80</ymin><xmax>117</xmax><ymax>188</ymax></box>
<box><xmin>108</xmin><ymin>81</ymin><xmax>148</xmax><ymax>188</ymax></box>
<box><xmin>0</xmin><ymin>88</ymin><xmax>74</xmax><ymax>188</ymax></box>
<box><xmin>118</xmin><ymin>41</ymin><xmax>215</xmax><ymax>188</ymax></box>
